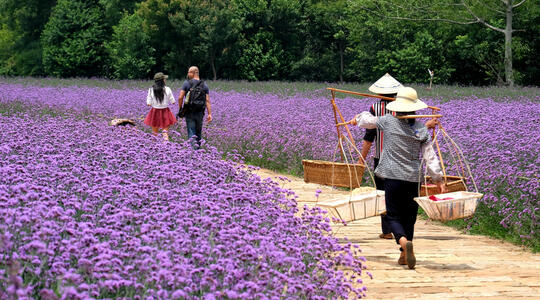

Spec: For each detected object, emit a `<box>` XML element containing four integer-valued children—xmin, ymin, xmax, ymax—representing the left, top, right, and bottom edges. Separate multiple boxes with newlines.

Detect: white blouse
<box><xmin>146</xmin><ymin>86</ymin><xmax>176</xmax><ymax>109</ymax></box>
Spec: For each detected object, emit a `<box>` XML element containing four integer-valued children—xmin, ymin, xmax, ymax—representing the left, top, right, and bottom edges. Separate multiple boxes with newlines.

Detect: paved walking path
<box><xmin>252</xmin><ymin>168</ymin><xmax>540</xmax><ymax>300</ymax></box>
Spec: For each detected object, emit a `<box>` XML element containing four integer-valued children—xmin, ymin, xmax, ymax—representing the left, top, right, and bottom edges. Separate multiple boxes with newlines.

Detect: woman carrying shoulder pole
<box><xmin>349</xmin><ymin>87</ymin><xmax>447</xmax><ymax>269</ymax></box>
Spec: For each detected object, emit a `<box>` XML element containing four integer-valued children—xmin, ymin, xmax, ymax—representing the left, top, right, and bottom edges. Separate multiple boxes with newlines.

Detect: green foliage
<box><xmin>189</xmin><ymin>0</ymin><xmax>243</xmax><ymax>80</ymax></box>
<box><xmin>451</xmin><ymin>31</ymin><xmax>505</xmax><ymax>85</ymax></box>
<box><xmin>0</xmin><ymin>0</ymin><xmax>55</xmax><ymax>76</ymax></box>
<box><xmin>375</xmin><ymin>31</ymin><xmax>454</xmax><ymax>83</ymax></box>
<box><xmin>291</xmin><ymin>0</ymin><xmax>349</xmax><ymax>82</ymax></box>
<box><xmin>0</xmin><ymin>25</ymin><xmax>17</xmax><ymax>75</ymax></box>
<box><xmin>41</xmin><ymin>0</ymin><xmax>107</xmax><ymax>77</ymax></box>
<box><xmin>238</xmin><ymin>32</ymin><xmax>283</xmax><ymax>81</ymax></box>
<box><xmin>0</xmin><ymin>0</ymin><xmax>538</xmax><ymax>85</ymax></box>
<box><xmin>105</xmin><ymin>13</ymin><xmax>155</xmax><ymax>79</ymax></box>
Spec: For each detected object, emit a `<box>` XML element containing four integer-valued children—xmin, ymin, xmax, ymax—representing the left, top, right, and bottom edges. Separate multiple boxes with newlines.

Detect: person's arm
<box><xmin>146</xmin><ymin>88</ymin><xmax>152</xmax><ymax>106</ymax></box>
<box><xmin>421</xmin><ymin>141</ymin><xmax>447</xmax><ymax>193</ymax></box>
<box><xmin>360</xmin><ymin>106</ymin><xmax>376</xmax><ymax>161</ymax></box>
<box><xmin>167</xmin><ymin>87</ymin><xmax>175</xmax><ymax>105</ymax></box>
<box><xmin>425</xmin><ymin>117</ymin><xmax>439</xmax><ymax>130</ymax></box>
<box><xmin>206</xmin><ymin>94</ymin><xmax>212</xmax><ymax>122</ymax></box>
<box><xmin>348</xmin><ymin>111</ymin><xmax>378</xmax><ymax>129</ymax></box>
<box><xmin>178</xmin><ymin>90</ymin><xmax>186</xmax><ymax>109</ymax></box>
<box><xmin>360</xmin><ymin>140</ymin><xmax>372</xmax><ymax>162</ymax></box>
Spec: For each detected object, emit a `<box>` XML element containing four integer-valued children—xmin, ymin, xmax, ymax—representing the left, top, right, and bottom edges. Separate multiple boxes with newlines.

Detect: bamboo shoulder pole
<box><xmin>326</xmin><ymin>87</ymin><xmax>441</xmax><ymax>111</ymax></box>
<box><xmin>330</xmin><ymin>90</ymin><xmax>345</xmax><ymax>162</ymax></box>
<box><xmin>326</xmin><ymin>87</ymin><xmax>394</xmax><ymax>100</ymax></box>
<box><xmin>434</xmin><ymin>126</ymin><xmax>448</xmax><ymax>184</ymax></box>
<box><xmin>397</xmin><ymin>114</ymin><xmax>443</xmax><ymax>119</ymax></box>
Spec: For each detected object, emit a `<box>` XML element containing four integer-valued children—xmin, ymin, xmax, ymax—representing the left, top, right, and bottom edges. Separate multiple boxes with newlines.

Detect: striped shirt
<box><xmin>363</xmin><ymin>100</ymin><xmax>395</xmax><ymax>159</ymax></box>
<box><xmin>356</xmin><ymin>112</ymin><xmax>443</xmax><ymax>183</ymax></box>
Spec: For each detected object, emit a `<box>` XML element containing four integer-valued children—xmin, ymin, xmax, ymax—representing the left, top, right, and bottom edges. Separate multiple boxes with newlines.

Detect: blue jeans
<box><xmin>185</xmin><ymin>112</ymin><xmax>204</xmax><ymax>150</ymax></box>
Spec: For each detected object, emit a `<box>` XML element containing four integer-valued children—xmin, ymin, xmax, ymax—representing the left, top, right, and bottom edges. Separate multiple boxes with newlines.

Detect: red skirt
<box><xmin>144</xmin><ymin>107</ymin><xmax>177</xmax><ymax>128</ymax></box>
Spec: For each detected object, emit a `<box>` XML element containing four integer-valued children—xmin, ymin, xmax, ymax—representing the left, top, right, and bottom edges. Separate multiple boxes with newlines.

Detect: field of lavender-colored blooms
<box><xmin>0</xmin><ymin>77</ymin><xmax>539</xmax><ymax>297</ymax></box>
<box><xmin>0</xmin><ymin>80</ymin><xmax>370</xmax><ymax>299</ymax></box>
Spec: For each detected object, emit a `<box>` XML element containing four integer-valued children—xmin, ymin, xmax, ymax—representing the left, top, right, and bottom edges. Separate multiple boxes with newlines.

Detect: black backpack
<box><xmin>186</xmin><ymin>79</ymin><xmax>206</xmax><ymax>112</ymax></box>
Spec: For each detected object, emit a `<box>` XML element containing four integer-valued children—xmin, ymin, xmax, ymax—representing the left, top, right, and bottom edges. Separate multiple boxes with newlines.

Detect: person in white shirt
<box><xmin>144</xmin><ymin>72</ymin><xmax>177</xmax><ymax>141</ymax></box>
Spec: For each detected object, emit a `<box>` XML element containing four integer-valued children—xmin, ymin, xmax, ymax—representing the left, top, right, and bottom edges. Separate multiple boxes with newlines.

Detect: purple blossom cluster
<box><xmin>0</xmin><ymin>113</ymin><xmax>367</xmax><ymax>298</ymax></box>
<box><xmin>432</xmin><ymin>97</ymin><xmax>539</xmax><ymax>242</ymax></box>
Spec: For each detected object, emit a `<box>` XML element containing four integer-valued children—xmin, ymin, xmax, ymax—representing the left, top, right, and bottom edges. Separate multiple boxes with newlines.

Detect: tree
<box><xmin>293</xmin><ymin>0</ymin><xmax>351</xmax><ymax>82</ymax></box>
<box><xmin>189</xmin><ymin>0</ymin><xmax>242</xmax><ymax>80</ymax></box>
<box><xmin>0</xmin><ymin>0</ymin><xmax>56</xmax><ymax>75</ymax></box>
<box><xmin>105</xmin><ymin>12</ymin><xmax>156</xmax><ymax>79</ymax></box>
<box><xmin>364</xmin><ymin>0</ymin><xmax>531</xmax><ymax>86</ymax></box>
<box><xmin>233</xmin><ymin>0</ymin><xmax>303</xmax><ymax>80</ymax></box>
<box><xmin>237</xmin><ymin>31</ymin><xmax>283</xmax><ymax>81</ymax></box>
<box><xmin>374</xmin><ymin>30</ymin><xmax>455</xmax><ymax>83</ymax></box>
<box><xmin>99</xmin><ymin>0</ymin><xmax>140</xmax><ymax>28</ymax></box>
<box><xmin>41</xmin><ymin>0</ymin><xmax>107</xmax><ymax>77</ymax></box>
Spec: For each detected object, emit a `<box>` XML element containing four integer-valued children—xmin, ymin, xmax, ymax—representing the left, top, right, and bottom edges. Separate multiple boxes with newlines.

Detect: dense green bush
<box><xmin>105</xmin><ymin>13</ymin><xmax>155</xmax><ymax>79</ymax></box>
<box><xmin>41</xmin><ymin>0</ymin><xmax>107</xmax><ymax>77</ymax></box>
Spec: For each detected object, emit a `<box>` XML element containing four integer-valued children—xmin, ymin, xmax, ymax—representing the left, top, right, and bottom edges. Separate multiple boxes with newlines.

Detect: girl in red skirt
<box><xmin>144</xmin><ymin>72</ymin><xmax>177</xmax><ymax>141</ymax></box>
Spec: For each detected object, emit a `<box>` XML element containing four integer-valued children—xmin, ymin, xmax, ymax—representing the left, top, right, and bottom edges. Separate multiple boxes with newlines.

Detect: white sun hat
<box><xmin>386</xmin><ymin>87</ymin><xmax>428</xmax><ymax>112</ymax></box>
<box><xmin>368</xmin><ymin>73</ymin><xmax>403</xmax><ymax>94</ymax></box>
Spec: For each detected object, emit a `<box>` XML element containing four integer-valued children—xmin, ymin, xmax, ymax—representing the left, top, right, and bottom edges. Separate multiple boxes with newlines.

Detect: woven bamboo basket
<box><xmin>317</xmin><ymin>187</ymin><xmax>385</xmax><ymax>222</ymax></box>
<box><xmin>414</xmin><ymin>191</ymin><xmax>483</xmax><ymax>222</ymax></box>
<box><xmin>420</xmin><ymin>175</ymin><xmax>467</xmax><ymax>196</ymax></box>
<box><xmin>350</xmin><ymin>187</ymin><xmax>386</xmax><ymax>219</ymax></box>
<box><xmin>302</xmin><ymin>159</ymin><xmax>365</xmax><ymax>188</ymax></box>
<box><xmin>317</xmin><ymin>198</ymin><xmax>355</xmax><ymax>222</ymax></box>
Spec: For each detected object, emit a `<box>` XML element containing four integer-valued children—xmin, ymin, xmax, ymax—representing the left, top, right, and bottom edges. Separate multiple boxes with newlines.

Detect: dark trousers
<box><xmin>374</xmin><ymin>158</ymin><xmax>391</xmax><ymax>234</ymax></box>
<box><xmin>384</xmin><ymin>178</ymin><xmax>419</xmax><ymax>245</ymax></box>
<box><xmin>185</xmin><ymin>112</ymin><xmax>204</xmax><ymax>150</ymax></box>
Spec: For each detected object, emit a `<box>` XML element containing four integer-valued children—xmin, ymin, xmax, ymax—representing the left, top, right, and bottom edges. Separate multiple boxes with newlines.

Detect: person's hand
<box><xmin>206</xmin><ymin>114</ymin><xmax>213</xmax><ymax>123</ymax></box>
<box><xmin>425</xmin><ymin>117</ymin><xmax>439</xmax><ymax>129</ymax></box>
<box><xmin>436</xmin><ymin>181</ymin><xmax>447</xmax><ymax>194</ymax></box>
<box><xmin>349</xmin><ymin>117</ymin><xmax>357</xmax><ymax>126</ymax></box>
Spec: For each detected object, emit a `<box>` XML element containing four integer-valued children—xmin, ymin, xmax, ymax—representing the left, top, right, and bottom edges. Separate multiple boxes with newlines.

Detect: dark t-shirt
<box><xmin>181</xmin><ymin>79</ymin><xmax>210</xmax><ymax>94</ymax></box>
<box><xmin>181</xmin><ymin>79</ymin><xmax>210</xmax><ymax>117</ymax></box>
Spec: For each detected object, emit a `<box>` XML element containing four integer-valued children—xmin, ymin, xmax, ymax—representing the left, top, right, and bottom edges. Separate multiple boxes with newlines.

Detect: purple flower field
<box><xmin>0</xmin><ymin>112</ymin><xmax>366</xmax><ymax>298</ymax></box>
<box><xmin>0</xmin><ymin>80</ymin><xmax>538</xmax><ymax>297</ymax></box>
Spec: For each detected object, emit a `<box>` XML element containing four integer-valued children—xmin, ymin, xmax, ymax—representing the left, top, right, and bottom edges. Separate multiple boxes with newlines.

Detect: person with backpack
<box><xmin>144</xmin><ymin>72</ymin><xmax>177</xmax><ymax>141</ymax></box>
<box><xmin>177</xmin><ymin>66</ymin><xmax>212</xmax><ymax>150</ymax></box>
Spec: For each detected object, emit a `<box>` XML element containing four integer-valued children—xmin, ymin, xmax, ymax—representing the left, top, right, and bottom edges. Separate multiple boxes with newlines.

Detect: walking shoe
<box><xmin>406</xmin><ymin>241</ymin><xmax>416</xmax><ymax>269</ymax></box>
<box><xmin>379</xmin><ymin>233</ymin><xmax>393</xmax><ymax>239</ymax></box>
<box><xmin>398</xmin><ymin>251</ymin><xmax>407</xmax><ymax>265</ymax></box>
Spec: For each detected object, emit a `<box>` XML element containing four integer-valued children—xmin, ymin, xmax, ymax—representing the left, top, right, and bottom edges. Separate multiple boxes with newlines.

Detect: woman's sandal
<box><xmin>406</xmin><ymin>241</ymin><xmax>416</xmax><ymax>269</ymax></box>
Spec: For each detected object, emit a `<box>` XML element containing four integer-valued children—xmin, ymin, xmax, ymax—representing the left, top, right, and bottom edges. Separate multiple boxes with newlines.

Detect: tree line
<box><xmin>1</xmin><ymin>0</ymin><xmax>538</xmax><ymax>86</ymax></box>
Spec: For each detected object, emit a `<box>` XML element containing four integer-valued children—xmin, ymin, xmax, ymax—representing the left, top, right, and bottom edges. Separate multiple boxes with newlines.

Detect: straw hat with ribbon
<box><xmin>368</xmin><ymin>73</ymin><xmax>403</xmax><ymax>94</ymax></box>
<box><xmin>386</xmin><ymin>87</ymin><xmax>428</xmax><ymax>112</ymax></box>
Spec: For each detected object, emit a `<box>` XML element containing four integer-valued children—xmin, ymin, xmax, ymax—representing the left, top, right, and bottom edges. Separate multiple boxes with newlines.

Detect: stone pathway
<box><xmin>252</xmin><ymin>168</ymin><xmax>540</xmax><ymax>300</ymax></box>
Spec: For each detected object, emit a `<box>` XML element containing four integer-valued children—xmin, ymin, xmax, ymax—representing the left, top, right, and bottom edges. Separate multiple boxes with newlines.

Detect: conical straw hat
<box><xmin>386</xmin><ymin>87</ymin><xmax>428</xmax><ymax>112</ymax></box>
<box><xmin>368</xmin><ymin>73</ymin><xmax>403</xmax><ymax>94</ymax></box>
